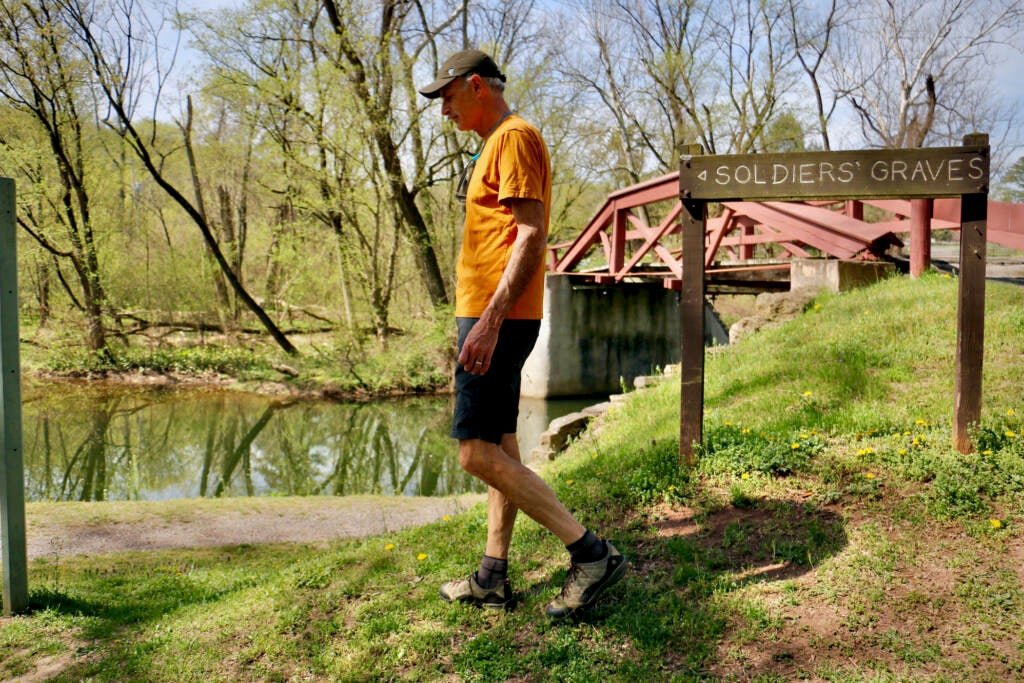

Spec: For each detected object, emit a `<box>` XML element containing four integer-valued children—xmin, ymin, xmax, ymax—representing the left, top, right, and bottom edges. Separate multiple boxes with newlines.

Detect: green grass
<box><xmin>4</xmin><ymin>272</ymin><xmax>1024</xmax><ymax>681</ymax></box>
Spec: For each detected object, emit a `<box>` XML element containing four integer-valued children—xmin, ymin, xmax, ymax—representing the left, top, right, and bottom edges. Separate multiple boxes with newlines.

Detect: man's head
<box><xmin>421</xmin><ymin>50</ymin><xmax>509</xmax><ymax>136</ymax></box>
<box><xmin>418</xmin><ymin>49</ymin><xmax>506</xmax><ymax>100</ymax></box>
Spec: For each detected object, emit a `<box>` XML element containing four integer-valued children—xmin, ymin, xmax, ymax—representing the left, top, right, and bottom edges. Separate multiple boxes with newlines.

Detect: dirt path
<box><xmin>25</xmin><ymin>494</ymin><xmax>486</xmax><ymax>561</ymax></box>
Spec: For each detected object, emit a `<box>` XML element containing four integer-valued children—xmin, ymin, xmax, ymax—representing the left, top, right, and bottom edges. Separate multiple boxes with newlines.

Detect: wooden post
<box><xmin>953</xmin><ymin>134</ymin><xmax>988</xmax><ymax>453</ymax></box>
<box><xmin>910</xmin><ymin>198</ymin><xmax>933</xmax><ymax>277</ymax></box>
<box><xmin>679</xmin><ymin>147</ymin><xmax>706</xmax><ymax>466</ymax></box>
<box><xmin>1</xmin><ymin>177</ymin><xmax>28</xmax><ymax>615</ymax></box>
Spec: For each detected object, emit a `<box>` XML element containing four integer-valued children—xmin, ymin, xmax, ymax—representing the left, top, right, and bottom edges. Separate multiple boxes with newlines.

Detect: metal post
<box><xmin>1</xmin><ymin>177</ymin><xmax>28</xmax><ymax>615</ymax></box>
<box><xmin>679</xmin><ymin>147</ymin><xmax>706</xmax><ymax>466</ymax></box>
<box><xmin>953</xmin><ymin>135</ymin><xmax>988</xmax><ymax>453</ymax></box>
<box><xmin>844</xmin><ymin>200</ymin><xmax>863</xmax><ymax>220</ymax></box>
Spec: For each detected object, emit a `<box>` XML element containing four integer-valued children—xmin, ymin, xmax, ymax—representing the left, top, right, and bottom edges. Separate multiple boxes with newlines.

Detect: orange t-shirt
<box><xmin>455</xmin><ymin>114</ymin><xmax>550</xmax><ymax>320</ymax></box>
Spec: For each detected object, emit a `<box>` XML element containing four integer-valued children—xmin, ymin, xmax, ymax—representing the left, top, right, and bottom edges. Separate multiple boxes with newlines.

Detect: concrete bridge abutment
<box><xmin>521</xmin><ymin>275</ymin><xmax>727</xmax><ymax>398</ymax></box>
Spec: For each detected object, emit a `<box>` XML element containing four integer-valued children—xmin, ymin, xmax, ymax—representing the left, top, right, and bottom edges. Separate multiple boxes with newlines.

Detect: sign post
<box><xmin>1</xmin><ymin>177</ymin><xmax>28</xmax><ymax>615</ymax></box>
<box><xmin>679</xmin><ymin>145</ymin><xmax>706</xmax><ymax>466</ymax></box>
<box><xmin>678</xmin><ymin>136</ymin><xmax>989</xmax><ymax>462</ymax></box>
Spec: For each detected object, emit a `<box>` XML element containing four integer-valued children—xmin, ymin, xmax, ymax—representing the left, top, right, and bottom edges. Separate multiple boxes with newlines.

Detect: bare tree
<box><xmin>320</xmin><ymin>0</ymin><xmax>455</xmax><ymax>309</ymax></box>
<box><xmin>786</xmin><ymin>0</ymin><xmax>845</xmax><ymax>150</ymax></box>
<box><xmin>0</xmin><ymin>1</ymin><xmax>111</xmax><ymax>350</ymax></box>
<box><xmin>558</xmin><ymin>0</ymin><xmax>800</xmax><ymax>182</ymax></box>
<box><xmin>829</xmin><ymin>0</ymin><xmax>1024</xmax><ymax>149</ymax></box>
<box><xmin>57</xmin><ymin>0</ymin><xmax>298</xmax><ymax>353</ymax></box>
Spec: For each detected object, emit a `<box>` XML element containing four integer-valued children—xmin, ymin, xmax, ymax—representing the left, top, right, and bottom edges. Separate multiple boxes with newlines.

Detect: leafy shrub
<box><xmin>47</xmin><ymin>345</ymin><xmax>267</xmax><ymax>375</ymax></box>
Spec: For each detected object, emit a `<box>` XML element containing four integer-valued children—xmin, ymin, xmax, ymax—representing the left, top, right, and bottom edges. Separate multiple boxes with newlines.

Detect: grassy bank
<box><xmin>3</xmin><ymin>272</ymin><xmax>1023</xmax><ymax>681</ymax></box>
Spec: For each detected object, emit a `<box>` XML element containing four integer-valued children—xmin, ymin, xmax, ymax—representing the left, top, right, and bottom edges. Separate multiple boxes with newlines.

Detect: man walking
<box><xmin>418</xmin><ymin>49</ymin><xmax>626</xmax><ymax>619</ymax></box>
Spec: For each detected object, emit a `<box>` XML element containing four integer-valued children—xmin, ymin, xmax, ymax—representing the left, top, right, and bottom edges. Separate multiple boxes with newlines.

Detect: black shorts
<box><xmin>451</xmin><ymin>317</ymin><xmax>541</xmax><ymax>444</ymax></box>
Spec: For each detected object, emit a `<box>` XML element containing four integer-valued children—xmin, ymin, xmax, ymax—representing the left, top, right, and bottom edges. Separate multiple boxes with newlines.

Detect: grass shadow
<box><xmin>525</xmin><ymin>495</ymin><xmax>849</xmax><ymax>678</ymax></box>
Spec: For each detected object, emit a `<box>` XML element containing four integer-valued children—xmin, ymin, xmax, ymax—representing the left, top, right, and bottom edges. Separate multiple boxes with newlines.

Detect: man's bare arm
<box><xmin>458</xmin><ymin>197</ymin><xmax>547</xmax><ymax>373</ymax></box>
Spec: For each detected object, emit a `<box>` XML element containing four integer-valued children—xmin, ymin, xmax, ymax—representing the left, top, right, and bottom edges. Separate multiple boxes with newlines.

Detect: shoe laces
<box><xmin>560</xmin><ymin>563</ymin><xmax>581</xmax><ymax>596</ymax></box>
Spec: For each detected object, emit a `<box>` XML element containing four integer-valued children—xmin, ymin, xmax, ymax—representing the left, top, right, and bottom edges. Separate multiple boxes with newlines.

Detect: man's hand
<box><xmin>458</xmin><ymin>317</ymin><xmax>500</xmax><ymax>375</ymax></box>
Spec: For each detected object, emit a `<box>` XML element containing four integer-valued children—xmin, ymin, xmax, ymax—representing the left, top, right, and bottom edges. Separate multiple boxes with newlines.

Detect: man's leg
<box><xmin>459</xmin><ymin>437</ymin><xmax>584</xmax><ymax>545</ymax></box>
<box><xmin>484</xmin><ymin>433</ymin><xmax>522</xmax><ymax>558</ymax></box>
<box><xmin>458</xmin><ymin>436</ymin><xmax>627</xmax><ymax>618</ymax></box>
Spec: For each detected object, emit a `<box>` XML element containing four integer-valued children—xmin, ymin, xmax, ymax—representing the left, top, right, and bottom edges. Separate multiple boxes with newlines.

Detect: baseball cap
<box><xmin>418</xmin><ymin>49</ymin><xmax>506</xmax><ymax>99</ymax></box>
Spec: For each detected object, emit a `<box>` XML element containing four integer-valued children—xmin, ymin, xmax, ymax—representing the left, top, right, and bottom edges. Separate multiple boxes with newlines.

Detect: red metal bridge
<box><xmin>547</xmin><ymin>170</ymin><xmax>1024</xmax><ymax>292</ymax></box>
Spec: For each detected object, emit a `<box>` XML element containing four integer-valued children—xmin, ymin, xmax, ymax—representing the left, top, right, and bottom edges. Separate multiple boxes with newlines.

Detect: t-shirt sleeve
<box><xmin>496</xmin><ymin>130</ymin><xmax>547</xmax><ymax>204</ymax></box>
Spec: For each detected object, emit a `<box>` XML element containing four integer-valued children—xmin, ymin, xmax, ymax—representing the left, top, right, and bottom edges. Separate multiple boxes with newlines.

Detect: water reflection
<box><xmin>20</xmin><ymin>384</ymin><xmax>596</xmax><ymax>503</ymax></box>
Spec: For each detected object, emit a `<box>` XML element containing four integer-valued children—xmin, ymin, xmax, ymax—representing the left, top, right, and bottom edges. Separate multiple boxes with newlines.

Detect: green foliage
<box><xmin>699</xmin><ymin>424</ymin><xmax>826</xmax><ymax>477</ymax></box>
<box><xmin>46</xmin><ymin>344</ymin><xmax>268</xmax><ymax>376</ymax></box>
<box><xmin>995</xmin><ymin>155</ymin><xmax>1024</xmax><ymax>202</ymax></box>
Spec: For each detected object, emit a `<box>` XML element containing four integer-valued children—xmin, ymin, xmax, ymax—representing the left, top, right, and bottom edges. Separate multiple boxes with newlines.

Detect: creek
<box><xmin>19</xmin><ymin>382</ymin><xmax>598</xmax><ymax>503</ymax></box>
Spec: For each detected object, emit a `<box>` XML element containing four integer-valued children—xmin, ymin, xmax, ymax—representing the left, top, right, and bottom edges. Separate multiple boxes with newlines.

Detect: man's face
<box><xmin>440</xmin><ymin>76</ymin><xmax>482</xmax><ymax>133</ymax></box>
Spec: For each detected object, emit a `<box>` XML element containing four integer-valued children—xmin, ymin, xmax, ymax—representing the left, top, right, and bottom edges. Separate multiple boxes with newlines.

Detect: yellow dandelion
<box><xmin>667</xmin><ymin>485</ymin><xmax>676</xmax><ymax>491</ymax></box>
<box><xmin>898</xmin><ymin>449</ymin><xmax>908</xmax><ymax>455</ymax></box>
<box><xmin>417</xmin><ymin>553</ymin><xmax>428</xmax><ymax>561</ymax></box>
<box><xmin>1005</xmin><ymin>431</ymin><xmax>1017</xmax><ymax>438</ymax></box>
<box><xmin>384</xmin><ymin>543</ymin><xmax>395</xmax><ymax>551</ymax></box>
<box><xmin>791</xmin><ymin>443</ymin><xmax>801</xmax><ymax>450</ymax></box>
<box><xmin>442</xmin><ymin>515</ymin><xmax>451</xmax><ymax>521</ymax></box>
<box><xmin>742</xmin><ymin>428</ymin><xmax>751</xmax><ymax>434</ymax></box>
<box><xmin>989</xmin><ymin>519</ymin><xmax>1004</xmax><ymax>529</ymax></box>
<box><xmin>802</xmin><ymin>391</ymin><xmax>813</xmax><ymax>397</ymax></box>
<box><xmin>596</xmin><ymin>471</ymin><xmax>603</xmax><ymax>476</ymax></box>
<box><xmin>800</xmin><ymin>433</ymin><xmax>809</xmax><ymax>439</ymax></box>
<box><xmin>983</xmin><ymin>449</ymin><xmax>994</xmax><ymax>455</ymax></box>
<box><xmin>915</xmin><ymin>419</ymin><xmax>928</xmax><ymax>427</ymax></box>
<box><xmin>741</xmin><ymin>473</ymin><xmax>751</xmax><ymax>480</ymax></box>
<box><xmin>864</xmin><ymin>472</ymin><xmax>876</xmax><ymax>479</ymax></box>
<box><xmin>814</xmin><ymin>303</ymin><xmax>821</xmax><ymax>310</ymax></box>
<box><xmin>1007</xmin><ymin>409</ymin><xmax>1016</xmax><ymax>417</ymax></box>
<box><xmin>566</xmin><ymin>479</ymin><xmax>574</xmax><ymax>485</ymax></box>
<box><xmin>725</xmin><ymin>421</ymin><xmax>733</xmax><ymax>426</ymax></box>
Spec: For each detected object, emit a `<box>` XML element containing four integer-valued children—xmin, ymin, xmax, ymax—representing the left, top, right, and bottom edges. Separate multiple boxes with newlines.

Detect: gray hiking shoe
<box><xmin>440</xmin><ymin>573</ymin><xmax>513</xmax><ymax>610</ymax></box>
<box><xmin>545</xmin><ymin>541</ymin><xmax>627</xmax><ymax>619</ymax></box>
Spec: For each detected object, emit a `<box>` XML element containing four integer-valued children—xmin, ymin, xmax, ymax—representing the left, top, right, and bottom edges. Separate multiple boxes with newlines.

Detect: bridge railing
<box><xmin>548</xmin><ymin>171</ymin><xmax>1023</xmax><ymax>289</ymax></box>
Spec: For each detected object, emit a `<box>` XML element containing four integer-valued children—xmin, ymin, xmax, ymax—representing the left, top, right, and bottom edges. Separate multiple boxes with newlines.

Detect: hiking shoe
<box><xmin>545</xmin><ymin>541</ymin><xmax>627</xmax><ymax>619</ymax></box>
<box><xmin>440</xmin><ymin>573</ymin><xmax>513</xmax><ymax>610</ymax></box>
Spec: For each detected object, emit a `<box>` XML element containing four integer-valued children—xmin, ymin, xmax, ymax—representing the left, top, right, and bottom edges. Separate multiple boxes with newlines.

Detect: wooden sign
<box><xmin>677</xmin><ymin>136</ymin><xmax>989</xmax><ymax>464</ymax></box>
<box><xmin>680</xmin><ymin>146</ymin><xmax>989</xmax><ymax>201</ymax></box>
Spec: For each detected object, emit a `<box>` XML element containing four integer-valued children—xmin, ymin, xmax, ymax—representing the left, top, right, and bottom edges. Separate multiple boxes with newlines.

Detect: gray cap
<box><xmin>418</xmin><ymin>49</ymin><xmax>506</xmax><ymax>99</ymax></box>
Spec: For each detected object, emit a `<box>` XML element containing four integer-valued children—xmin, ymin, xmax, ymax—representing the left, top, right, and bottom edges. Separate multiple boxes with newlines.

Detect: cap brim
<box><xmin>418</xmin><ymin>76</ymin><xmax>456</xmax><ymax>99</ymax></box>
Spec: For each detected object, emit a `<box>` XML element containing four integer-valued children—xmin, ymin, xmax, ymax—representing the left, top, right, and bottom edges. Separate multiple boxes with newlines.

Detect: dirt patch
<box><xmin>26</xmin><ymin>494</ymin><xmax>485</xmax><ymax>561</ymax></box>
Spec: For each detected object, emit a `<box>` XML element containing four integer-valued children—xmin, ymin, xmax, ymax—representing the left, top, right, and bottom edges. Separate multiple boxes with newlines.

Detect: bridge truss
<box><xmin>548</xmin><ymin>170</ymin><xmax>1024</xmax><ymax>293</ymax></box>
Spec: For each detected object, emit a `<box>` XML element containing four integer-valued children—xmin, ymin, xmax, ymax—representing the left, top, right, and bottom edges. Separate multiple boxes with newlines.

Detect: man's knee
<box><xmin>459</xmin><ymin>439</ymin><xmax>499</xmax><ymax>480</ymax></box>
